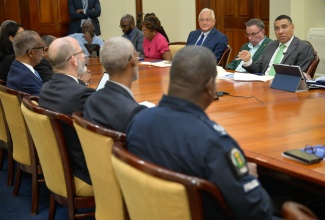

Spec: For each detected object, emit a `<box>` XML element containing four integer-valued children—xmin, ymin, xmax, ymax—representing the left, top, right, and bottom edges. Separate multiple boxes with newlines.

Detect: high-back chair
<box><xmin>111</xmin><ymin>142</ymin><xmax>234</xmax><ymax>220</ymax></box>
<box><xmin>282</xmin><ymin>201</ymin><xmax>319</xmax><ymax>220</ymax></box>
<box><xmin>21</xmin><ymin>96</ymin><xmax>95</xmax><ymax>220</ymax></box>
<box><xmin>0</xmin><ymin>85</ymin><xmax>42</xmax><ymax>214</ymax></box>
<box><xmin>72</xmin><ymin>112</ymin><xmax>127</xmax><ymax>220</ymax></box>
<box><xmin>217</xmin><ymin>45</ymin><xmax>232</xmax><ymax>68</ymax></box>
<box><xmin>303</xmin><ymin>40</ymin><xmax>320</xmax><ymax>79</ymax></box>
<box><xmin>168</xmin><ymin>42</ymin><xmax>186</xmax><ymax>58</ymax></box>
<box><xmin>0</xmin><ymin>98</ymin><xmax>13</xmax><ymax>186</ymax></box>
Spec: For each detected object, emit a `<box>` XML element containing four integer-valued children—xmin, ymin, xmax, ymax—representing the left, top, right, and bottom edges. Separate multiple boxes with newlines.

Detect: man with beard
<box><xmin>84</xmin><ymin>37</ymin><xmax>147</xmax><ymax>132</ymax></box>
<box><xmin>39</xmin><ymin>36</ymin><xmax>95</xmax><ymax>190</ymax></box>
<box><xmin>120</xmin><ymin>14</ymin><xmax>144</xmax><ymax>57</ymax></box>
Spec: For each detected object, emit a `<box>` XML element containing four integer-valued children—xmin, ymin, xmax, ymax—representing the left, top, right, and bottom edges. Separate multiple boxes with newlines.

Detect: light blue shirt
<box><xmin>69</xmin><ymin>33</ymin><xmax>104</xmax><ymax>55</ymax></box>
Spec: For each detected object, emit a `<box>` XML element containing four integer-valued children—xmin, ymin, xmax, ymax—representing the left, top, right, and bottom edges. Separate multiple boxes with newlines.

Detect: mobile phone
<box><xmin>283</xmin><ymin>149</ymin><xmax>323</xmax><ymax>164</ymax></box>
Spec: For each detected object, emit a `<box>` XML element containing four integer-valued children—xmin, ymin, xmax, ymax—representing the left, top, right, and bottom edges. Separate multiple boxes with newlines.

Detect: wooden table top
<box><xmin>87</xmin><ymin>57</ymin><xmax>325</xmax><ymax>190</ymax></box>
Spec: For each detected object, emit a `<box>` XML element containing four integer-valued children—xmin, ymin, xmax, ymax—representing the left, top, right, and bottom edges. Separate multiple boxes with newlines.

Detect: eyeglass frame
<box><xmin>198</xmin><ymin>18</ymin><xmax>215</xmax><ymax>23</ymax></box>
<box><xmin>66</xmin><ymin>49</ymin><xmax>85</xmax><ymax>62</ymax></box>
<box><xmin>304</xmin><ymin>145</ymin><xmax>325</xmax><ymax>158</ymax></box>
<box><xmin>25</xmin><ymin>46</ymin><xmax>45</xmax><ymax>53</ymax></box>
<box><xmin>119</xmin><ymin>23</ymin><xmax>131</xmax><ymax>29</ymax></box>
<box><xmin>245</xmin><ymin>28</ymin><xmax>263</xmax><ymax>37</ymax></box>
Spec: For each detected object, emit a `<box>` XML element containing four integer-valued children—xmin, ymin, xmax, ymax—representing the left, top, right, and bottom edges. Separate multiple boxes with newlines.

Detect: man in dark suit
<box><xmin>7</xmin><ymin>30</ymin><xmax>44</xmax><ymax>96</ymax></box>
<box><xmin>226</xmin><ymin>18</ymin><xmax>272</xmax><ymax>72</ymax></box>
<box><xmin>186</xmin><ymin>8</ymin><xmax>228</xmax><ymax>62</ymax></box>
<box><xmin>84</xmin><ymin>37</ymin><xmax>147</xmax><ymax>132</ymax></box>
<box><xmin>238</xmin><ymin>15</ymin><xmax>314</xmax><ymax>75</ymax></box>
<box><xmin>68</xmin><ymin>0</ymin><xmax>101</xmax><ymax>36</ymax></box>
<box><xmin>39</xmin><ymin>36</ymin><xmax>95</xmax><ymax>191</ymax></box>
<box><xmin>120</xmin><ymin>14</ymin><xmax>144</xmax><ymax>57</ymax></box>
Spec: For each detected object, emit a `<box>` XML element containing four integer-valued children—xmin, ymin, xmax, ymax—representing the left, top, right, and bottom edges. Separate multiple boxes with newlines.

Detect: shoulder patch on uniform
<box><xmin>213</xmin><ymin>124</ymin><xmax>227</xmax><ymax>136</ymax></box>
<box><xmin>228</xmin><ymin>148</ymin><xmax>248</xmax><ymax>177</ymax></box>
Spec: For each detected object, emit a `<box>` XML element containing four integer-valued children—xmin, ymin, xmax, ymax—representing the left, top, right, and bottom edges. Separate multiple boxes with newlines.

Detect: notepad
<box><xmin>233</xmin><ymin>73</ymin><xmax>274</xmax><ymax>82</ymax></box>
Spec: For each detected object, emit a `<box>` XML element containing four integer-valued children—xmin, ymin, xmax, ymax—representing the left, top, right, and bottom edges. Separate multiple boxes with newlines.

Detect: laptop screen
<box><xmin>96</xmin><ymin>72</ymin><xmax>109</xmax><ymax>91</ymax></box>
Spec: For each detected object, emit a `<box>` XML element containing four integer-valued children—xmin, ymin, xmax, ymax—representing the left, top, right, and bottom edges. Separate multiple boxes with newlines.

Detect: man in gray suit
<box><xmin>238</xmin><ymin>15</ymin><xmax>314</xmax><ymax>75</ymax></box>
<box><xmin>120</xmin><ymin>14</ymin><xmax>144</xmax><ymax>57</ymax></box>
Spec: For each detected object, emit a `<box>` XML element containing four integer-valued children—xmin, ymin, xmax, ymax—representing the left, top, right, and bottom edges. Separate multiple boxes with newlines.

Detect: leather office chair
<box><xmin>0</xmin><ymin>98</ymin><xmax>13</xmax><ymax>186</ymax></box>
<box><xmin>218</xmin><ymin>45</ymin><xmax>232</xmax><ymax>68</ymax></box>
<box><xmin>111</xmin><ymin>142</ymin><xmax>234</xmax><ymax>220</ymax></box>
<box><xmin>0</xmin><ymin>85</ymin><xmax>42</xmax><ymax>214</ymax></box>
<box><xmin>168</xmin><ymin>41</ymin><xmax>186</xmax><ymax>58</ymax></box>
<box><xmin>21</xmin><ymin>96</ymin><xmax>95</xmax><ymax>220</ymax></box>
<box><xmin>72</xmin><ymin>112</ymin><xmax>127</xmax><ymax>220</ymax></box>
<box><xmin>304</xmin><ymin>41</ymin><xmax>320</xmax><ymax>79</ymax></box>
<box><xmin>282</xmin><ymin>201</ymin><xmax>319</xmax><ymax>220</ymax></box>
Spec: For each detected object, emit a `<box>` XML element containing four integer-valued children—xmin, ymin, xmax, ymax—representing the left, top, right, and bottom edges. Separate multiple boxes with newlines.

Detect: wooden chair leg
<box><xmin>68</xmin><ymin>202</ymin><xmax>76</xmax><ymax>220</ymax></box>
<box><xmin>31</xmin><ymin>173</ymin><xmax>40</xmax><ymax>214</ymax></box>
<box><xmin>12</xmin><ymin>165</ymin><xmax>21</xmax><ymax>196</ymax></box>
<box><xmin>6</xmin><ymin>150</ymin><xmax>14</xmax><ymax>186</ymax></box>
<box><xmin>48</xmin><ymin>193</ymin><xmax>57</xmax><ymax>220</ymax></box>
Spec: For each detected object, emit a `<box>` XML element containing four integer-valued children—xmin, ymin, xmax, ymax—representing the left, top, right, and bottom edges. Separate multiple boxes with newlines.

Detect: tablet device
<box><xmin>84</xmin><ymin>44</ymin><xmax>100</xmax><ymax>57</ymax></box>
<box><xmin>283</xmin><ymin>149</ymin><xmax>323</xmax><ymax>164</ymax></box>
<box><xmin>96</xmin><ymin>72</ymin><xmax>109</xmax><ymax>91</ymax></box>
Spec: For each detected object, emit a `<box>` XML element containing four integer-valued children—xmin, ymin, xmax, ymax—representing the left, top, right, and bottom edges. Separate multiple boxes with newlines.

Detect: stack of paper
<box><xmin>233</xmin><ymin>72</ymin><xmax>274</xmax><ymax>82</ymax></box>
<box><xmin>140</xmin><ymin>61</ymin><xmax>172</xmax><ymax>67</ymax></box>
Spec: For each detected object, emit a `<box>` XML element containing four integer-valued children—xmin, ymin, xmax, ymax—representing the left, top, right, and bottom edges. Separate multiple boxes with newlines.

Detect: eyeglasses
<box><xmin>25</xmin><ymin>46</ymin><xmax>45</xmax><ymax>53</ymax></box>
<box><xmin>198</xmin><ymin>18</ymin><xmax>215</xmax><ymax>23</ymax></box>
<box><xmin>66</xmin><ymin>49</ymin><xmax>85</xmax><ymax>62</ymax></box>
<box><xmin>304</xmin><ymin>145</ymin><xmax>325</xmax><ymax>158</ymax></box>
<box><xmin>245</xmin><ymin>29</ymin><xmax>263</xmax><ymax>37</ymax></box>
<box><xmin>119</xmin><ymin>24</ymin><xmax>131</xmax><ymax>29</ymax></box>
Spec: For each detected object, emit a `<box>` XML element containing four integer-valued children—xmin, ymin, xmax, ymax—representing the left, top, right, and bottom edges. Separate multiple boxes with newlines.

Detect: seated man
<box><xmin>186</xmin><ymin>8</ymin><xmax>228</xmax><ymax>63</ymax></box>
<box><xmin>126</xmin><ymin>46</ymin><xmax>273</xmax><ymax>219</ymax></box>
<box><xmin>39</xmin><ymin>36</ymin><xmax>95</xmax><ymax>189</ymax></box>
<box><xmin>69</xmin><ymin>20</ymin><xmax>104</xmax><ymax>56</ymax></box>
<box><xmin>238</xmin><ymin>15</ymin><xmax>314</xmax><ymax>75</ymax></box>
<box><xmin>226</xmin><ymin>18</ymin><xmax>272</xmax><ymax>72</ymax></box>
<box><xmin>84</xmin><ymin>37</ymin><xmax>147</xmax><ymax>132</ymax></box>
<box><xmin>120</xmin><ymin>14</ymin><xmax>144</xmax><ymax>57</ymax></box>
<box><xmin>7</xmin><ymin>30</ymin><xmax>44</xmax><ymax>96</ymax></box>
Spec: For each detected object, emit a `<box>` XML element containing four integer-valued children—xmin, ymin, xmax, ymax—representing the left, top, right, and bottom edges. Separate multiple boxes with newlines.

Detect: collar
<box><xmin>201</xmin><ymin>29</ymin><xmax>212</xmax><ymax>37</ymax></box>
<box><xmin>248</xmin><ymin>36</ymin><xmax>266</xmax><ymax>49</ymax></box>
<box><xmin>20</xmin><ymin>61</ymin><xmax>35</xmax><ymax>73</ymax></box>
<box><xmin>127</xmin><ymin>27</ymin><xmax>137</xmax><ymax>39</ymax></box>
<box><xmin>279</xmin><ymin>35</ymin><xmax>295</xmax><ymax>48</ymax></box>
<box><xmin>64</xmin><ymin>74</ymin><xmax>79</xmax><ymax>83</ymax></box>
<box><xmin>109</xmin><ymin>80</ymin><xmax>134</xmax><ymax>98</ymax></box>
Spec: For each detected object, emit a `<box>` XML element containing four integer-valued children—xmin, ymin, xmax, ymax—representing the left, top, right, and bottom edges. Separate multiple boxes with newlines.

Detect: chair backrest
<box><xmin>217</xmin><ymin>45</ymin><xmax>232</xmax><ymax>68</ymax></box>
<box><xmin>0</xmin><ymin>98</ymin><xmax>11</xmax><ymax>150</ymax></box>
<box><xmin>72</xmin><ymin>112</ymin><xmax>126</xmax><ymax>220</ymax></box>
<box><xmin>111</xmin><ymin>142</ymin><xmax>234</xmax><ymax>220</ymax></box>
<box><xmin>21</xmin><ymin>95</ymin><xmax>75</xmax><ymax>198</ymax></box>
<box><xmin>282</xmin><ymin>201</ymin><xmax>319</xmax><ymax>220</ymax></box>
<box><xmin>168</xmin><ymin>42</ymin><xmax>186</xmax><ymax>58</ymax></box>
<box><xmin>0</xmin><ymin>85</ymin><xmax>33</xmax><ymax>165</ymax></box>
<box><xmin>304</xmin><ymin>40</ymin><xmax>320</xmax><ymax>79</ymax></box>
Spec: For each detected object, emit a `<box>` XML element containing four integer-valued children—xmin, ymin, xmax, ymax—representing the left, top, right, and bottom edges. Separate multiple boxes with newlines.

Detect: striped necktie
<box><xmin>196</xmin><ymin>34</ymin><xmax>205</xmax><ymax>46</ymax></box>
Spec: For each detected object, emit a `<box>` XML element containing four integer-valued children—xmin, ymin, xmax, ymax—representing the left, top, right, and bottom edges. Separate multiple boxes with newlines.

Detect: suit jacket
<box><xmin>226</xmin><ymin>36</ymin><xmax>272</xmax><ymax>70</ymax></box>
<box><xmin>186</xmin><ymin>28</ymin><xmax>228</xmax><ymax>62</ymax></box>
<box><xmin>122</xmin><ymin>27</ymin><xmax>144</xmax><ymax>56</ymax></box>
<box><xmin>39</xmin><ymin>73</ymin><xmax>95</xmax><ymax>185</ymax></box>
<box><xmin>243</xmin><ymin>36</ymin><xmax>314</xmax><ymax>74</ymax></box>
<box><xmin>84</xmin><ymin>81</ymin><xmax>147</xmax><ymax>132</ymax></box>
<box><xmin>6</xmin><ymin>60</ymin><xmax>43</xmax><ymax>96</ymax></box>
<box><xmin>34</xmin><ymin>58</ymin><xmax>54</xmax><ymax>82</ymax></box>
<box><xmin>68</xmin><ymin>0</ymin><xmax>101</xmax><ymax>35</ymax></box>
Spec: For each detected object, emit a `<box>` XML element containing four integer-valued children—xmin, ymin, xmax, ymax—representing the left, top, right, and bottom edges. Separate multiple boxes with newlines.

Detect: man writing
<box><xmin>238</xmin><ymin>15</ymin><xmax>314</xmax><ymax>75</ymax></box>
<box><xmin>126</xmin><ymin>46</ymin><xmax>273</xmax><ymax>219</ymax></box>
<box><xmin>226</xmin><ymin>18</ymin><xmax>272</xmax><ymax>72</ymax></box>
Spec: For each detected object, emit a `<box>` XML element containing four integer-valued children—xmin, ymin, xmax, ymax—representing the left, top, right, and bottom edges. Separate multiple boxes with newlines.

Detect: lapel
<box><xmin>202</xmin><ymin>28</ymin><xmax>216</xmax><ymax>46</ymax></box>
<box><xmin>252</xmin><ymin>37</ymin><xmax>270</xmax><ymax>60</ymax></box>
<box><xmin>13</xmin><ymin>60</ymin><xmax>41</xmax><ymax>84</ymax></box>
<box><xmin>281</xmin><ymin>37</ymin><xmax>298</xmax><ymax>63</ymax></box>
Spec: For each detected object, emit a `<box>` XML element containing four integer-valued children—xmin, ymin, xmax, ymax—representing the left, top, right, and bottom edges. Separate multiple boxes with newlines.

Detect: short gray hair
<box><xmin>198</xmin><ymin>8</ymin><xmax>215</xmax><ymax>20</ymax></box>
<box><xmin>245</xmin><ymin>18</ymin><xmax>265</xmax><ymax>29</ymax></box>
<box><xmin>13</xmin><ymin>30</ymin><xmax>40</xmax><ymax>57</ymax></box>
<box><xmin>100</xmin><ymin>37</ymin><xmax>135</xmax><ymax>75</ymax></box>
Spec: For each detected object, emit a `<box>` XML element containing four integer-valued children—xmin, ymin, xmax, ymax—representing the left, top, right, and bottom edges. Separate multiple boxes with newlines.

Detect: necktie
<box><xmin>196</xmin><ymin>34</ymin><xmax>205</xmax><ymax>46</ymax></box>
<box><xmin>269</xmin><ymin>44</ymin><xmax>286</xmax><ymax>76</ymax></box>
<box><xmin>34</xmin><ymin>70</ymin><xmax>42</xmax><ymax>81</ymax></box>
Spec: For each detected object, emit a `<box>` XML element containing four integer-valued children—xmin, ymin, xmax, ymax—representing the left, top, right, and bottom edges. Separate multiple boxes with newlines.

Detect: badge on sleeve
<box><xmin>228</xmin><ymin>148</ymin><xmax>248</xmax><ymax>177</ymax></box>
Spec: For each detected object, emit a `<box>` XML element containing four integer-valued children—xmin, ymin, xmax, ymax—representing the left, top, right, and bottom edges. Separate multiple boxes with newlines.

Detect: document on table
<box><xmin>139</xmin><ymin>101</ymin><xmax>156</xmax><ymax>108</ymax></box>
<box><xmin>233</xmin><ymin>72</ymin><xmax>274</xmax><ymax>82</ymax></box>
<box><xmin>216</xmin><ymin>66</ymin><xmax>234</xmax><ymax>79</ymax></box>
<box><xmin>140</xmin><ymin>61</ymin><xmax>172</xmax><ymax>67</ymax></box>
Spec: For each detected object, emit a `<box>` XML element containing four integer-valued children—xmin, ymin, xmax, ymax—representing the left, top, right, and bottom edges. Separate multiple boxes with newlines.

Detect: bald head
<box><xmin>48</xmin><ymin>37</ymin><xmax>79</xmax><ymax>70</ymax></box>
<box><xmin>100</xmin><ymin>37</ymin><xmax>135</xmax><ymax>75</ymax></box>
<box><xmin>169</xmin><ymin>46</ymin><xmax>217</xmax><ymax>108</ymax></box>
<box><xmin>121</xmin><ymin>14</ymin><xmax>135</xmax><ymax>23</ymax></box>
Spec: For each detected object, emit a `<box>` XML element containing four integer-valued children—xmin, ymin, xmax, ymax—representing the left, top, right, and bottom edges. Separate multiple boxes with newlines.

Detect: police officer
<box><xmin>127</xmin><ymin>46</ymin><xmax>273</xmax><ymax>219</ymax></box>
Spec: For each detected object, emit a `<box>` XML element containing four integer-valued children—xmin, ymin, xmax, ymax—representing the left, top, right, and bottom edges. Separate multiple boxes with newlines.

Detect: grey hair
<box><xmin>100</xmin><ymin>37</ymin><xmax>135</xmax><ymax>75</ymax></box>
<box><xmin>245</xmin><ymin>18</ymin><xmax>265</xmax><ymax>29</ymax></box>
<box><xmin>42</xmin><ymin>35</ymin><xmax>56</xmax><ymax>47</ymax></box>
<box><xmin>49</xmin><ymin>38</ymin><xmax>75</xmax><ymax>70</ymax></box>
<box><xmin>198</xmin><ymin>8</ymin><xmax>215</xmax><ymax>20</ymax></box>
<box><xmin>13</xmin><ymin>30</ymin><xmax>40</xmax><ymax>57</ymax></box>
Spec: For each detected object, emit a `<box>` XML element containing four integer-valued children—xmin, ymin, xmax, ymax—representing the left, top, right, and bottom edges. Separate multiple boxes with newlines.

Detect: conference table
<box><xmin>87</xmin><ymin>57</ymin><xmax>325</xmax><ymax>194</ymax></box>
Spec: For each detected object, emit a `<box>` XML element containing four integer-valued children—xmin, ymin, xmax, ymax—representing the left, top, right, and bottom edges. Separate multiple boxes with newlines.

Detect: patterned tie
<box><xmin>269</xmin><ymin>44</ymin><xmax>286</xmax><ymax>76</ymax></box>
<box><xmin>196</xmin><ymin>34</ymin><xmax>205</xmax><ymax>46</ymax></box>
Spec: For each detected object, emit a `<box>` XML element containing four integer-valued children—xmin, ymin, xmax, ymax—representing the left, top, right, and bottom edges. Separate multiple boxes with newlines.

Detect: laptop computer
<box><xmin>96</xmin><ymin>72</ymin><xmax>109</xmax><ymax>91</ymax></box>
<box><xmin>270</xmin><ymin>64</ymin><xmax>309</xmax><ymax>92</ymax></box>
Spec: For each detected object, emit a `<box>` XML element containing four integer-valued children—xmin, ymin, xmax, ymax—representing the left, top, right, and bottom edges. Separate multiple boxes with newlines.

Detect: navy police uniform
<box><xmin>127</xmin><ymin>95</ymin><xmax>273</xmax><ymax>220</ymax></box>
